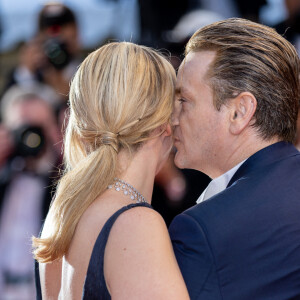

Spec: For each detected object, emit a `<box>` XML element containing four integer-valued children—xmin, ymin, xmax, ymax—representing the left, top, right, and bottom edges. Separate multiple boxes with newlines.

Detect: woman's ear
<box><xmin>149</xmin><ymin>123</ymin><xmax>172</xmax><ymax>141</ymax></box>
<box><xmin>229</xmin><ymin>92</ymin><xmax>257</xmax><ymax>135</ymax></box>
<box><xmin>155</xmin><ymin>123</ymin><xmax>172</xmax><ymax>137</ymax></box>
<box><xmin>163</xmin><ymin>123</ymin><xmax>172</xmax><ymax>137</ymax></box>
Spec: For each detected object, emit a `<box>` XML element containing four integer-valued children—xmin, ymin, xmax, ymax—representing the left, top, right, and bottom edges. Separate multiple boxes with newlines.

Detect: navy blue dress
<box><xmin>82</xmin><ymin>202</ymin><xmax>152</xmax><ymax>299</ymax></box>
<box><xmin>36</xmin><ymin>202</ymin><xmax>153</xmax><ymax>299</ymax></box>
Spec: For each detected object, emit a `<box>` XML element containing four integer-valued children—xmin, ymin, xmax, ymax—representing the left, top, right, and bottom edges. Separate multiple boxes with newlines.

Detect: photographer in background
<box><xmin>2</xmin><ymin>2</ymin><xmax>82</xmax><ymax>106</ymax></box>
<box><xmin>0</xmin><ymin>86</ymin><xmax>62</xmax><ymax>299</ymax></box>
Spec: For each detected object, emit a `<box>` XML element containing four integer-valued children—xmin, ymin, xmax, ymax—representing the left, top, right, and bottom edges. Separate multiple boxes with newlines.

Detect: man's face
<box><xmin>172</xmin><ymin>51</ymin><xmax>231</xmax><ymax>177</ymax></box>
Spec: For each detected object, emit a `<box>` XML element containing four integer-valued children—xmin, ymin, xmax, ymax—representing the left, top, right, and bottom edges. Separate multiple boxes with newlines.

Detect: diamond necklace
<box><xmin>107</xmin><ymin>178</ymin><xmax>147</xmax><ymax>203</ymax></box>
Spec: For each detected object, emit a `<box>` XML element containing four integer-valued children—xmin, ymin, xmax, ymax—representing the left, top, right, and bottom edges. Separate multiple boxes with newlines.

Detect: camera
<box><xmin>12</xmin><ymin>125</ymin><xmax>45</xmax><ymax>158</ymax></box>
<box><xmin>43</xmin><ymin>37</ymin><xmax>71</xmax><ymax>70</ymax></box>
<box><xmin>38</xmin><ymin>4</ymin><xmax>76</xmax><ymax>70</ymax></box>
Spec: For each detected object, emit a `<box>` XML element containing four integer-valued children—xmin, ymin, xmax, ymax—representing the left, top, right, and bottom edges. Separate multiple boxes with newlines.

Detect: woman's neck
<box><xmin>116</xmin><ymin>147</ymin><xmax>159</xmax><ymax>204</ymax></box>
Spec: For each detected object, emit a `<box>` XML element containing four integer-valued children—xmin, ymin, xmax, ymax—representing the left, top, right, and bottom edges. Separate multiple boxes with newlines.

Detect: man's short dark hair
<box><xmin>38</xmin><ymin>3</ymin><xmax>76</xmax><ymax>31</ymax></box>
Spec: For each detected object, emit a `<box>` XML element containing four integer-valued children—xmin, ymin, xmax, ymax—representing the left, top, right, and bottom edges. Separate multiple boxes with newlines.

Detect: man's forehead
<box><xmin>176</xmin><ymin>65</ymin><xmax>193</xmax><ymax>97</ymax></box>
<box><xmin>175</xmin><ymin>61</ymin><xmax>188</xmax><ymax>95</ymax></box>
<box><xmin>175</xmin><ymin>56</ymin><xmax>197</xmax><ymax>96</ymax></box>
<box><xmin>176</xmin><ymin>50</ymin><xmax>216</xmax><ymax>92</ymax></box>
<box><xmin>180</xmin><ymin>51</ymin><xmax>215</xmax><ymax>72</ymax></box>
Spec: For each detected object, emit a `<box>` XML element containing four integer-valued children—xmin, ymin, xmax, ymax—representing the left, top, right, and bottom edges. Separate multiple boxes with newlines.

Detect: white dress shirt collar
<box><xmin>196</xmin><ymin>160</ymin><xmax>245</xmax><ymax>204</ymax></box>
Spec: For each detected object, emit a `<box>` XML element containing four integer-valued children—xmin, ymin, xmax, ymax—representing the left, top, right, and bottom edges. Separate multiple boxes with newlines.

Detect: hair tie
<box><xmin>99</xmin><ymin>132</ymin><xmax>119</xmax><ymax>152</ymax></box>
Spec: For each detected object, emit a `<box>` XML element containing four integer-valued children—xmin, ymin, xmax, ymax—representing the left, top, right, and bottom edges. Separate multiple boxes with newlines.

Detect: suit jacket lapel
<box><xmin>227</xmin><ymin>141</ymin><xmax>299</xmax><ymax>188</ymax></box>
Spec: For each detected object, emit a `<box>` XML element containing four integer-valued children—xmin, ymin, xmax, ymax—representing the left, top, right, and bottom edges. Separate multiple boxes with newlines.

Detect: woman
<box><xmin>32</xmin><ymin>42</ymin><xmax>189</xmax><ymax>299</ymax></box>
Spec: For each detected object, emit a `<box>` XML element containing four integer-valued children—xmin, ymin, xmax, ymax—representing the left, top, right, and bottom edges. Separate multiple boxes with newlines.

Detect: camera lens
<box><xmin>12</xmin><ymin>125</ymin><xmax>45</xmax><ymax>157</ymax></box>
<box><xmin>43</xmin><ymin>38</ymin><xmax>70</xmax><ymax>70</ymax></box>
<box><xmin>23</xmin><ymin>131</ymin><xmax>42</xmax><ymax>149</ymax></box>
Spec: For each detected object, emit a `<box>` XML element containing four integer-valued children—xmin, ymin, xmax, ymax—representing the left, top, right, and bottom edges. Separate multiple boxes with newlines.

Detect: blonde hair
<box><xmin>32</xmin><ymin>42</ymin><xmax>176</xmax><ymax>263</ymax></box>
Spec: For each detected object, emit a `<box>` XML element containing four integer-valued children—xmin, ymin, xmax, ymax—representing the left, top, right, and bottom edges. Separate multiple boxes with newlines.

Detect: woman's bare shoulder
<box><xmin>104</xmin><ymin>205</ymin><xmax>190</xmax><ymax>299</ymax></box>
<box><xmin>104</xmin><ymin>204</ymin><xmax>170</xmax><ymax>261</ymax></box>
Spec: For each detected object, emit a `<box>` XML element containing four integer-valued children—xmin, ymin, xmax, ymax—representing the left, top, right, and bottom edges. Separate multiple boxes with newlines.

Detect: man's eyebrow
<box><xmin>176</xmin><ymin>86</ymin><xmax>190</xmax><ymax>97</ymax></box>
<box><xmin>175</xmin><ymin>87</ymin><xmax>181</xmax><ymax>96</ymax></box>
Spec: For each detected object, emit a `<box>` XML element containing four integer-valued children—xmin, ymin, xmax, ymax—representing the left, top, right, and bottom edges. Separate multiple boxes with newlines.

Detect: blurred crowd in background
<box><xmin>0</xmin><ymin>0</ymin><xmax>300</xmax><ymax>299</ymax></box>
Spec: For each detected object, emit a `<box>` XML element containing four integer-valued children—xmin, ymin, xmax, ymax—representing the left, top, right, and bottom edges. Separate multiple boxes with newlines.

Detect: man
<box><xmin>2</xmin><ymin>2</ymin><xmax>81</xmax><ymax>104</ymax></box>
<box><xmin>169</xmin><ymin>18</ymin><xmax>300</xmax><ymax>299</ymax></box>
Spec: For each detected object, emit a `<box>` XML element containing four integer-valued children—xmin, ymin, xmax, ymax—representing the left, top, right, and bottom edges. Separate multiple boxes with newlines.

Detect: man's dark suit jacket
<box><xmin>169</xmin><ymin>142</ymin><xmax>300</xmax><ymax>300</ymax></box>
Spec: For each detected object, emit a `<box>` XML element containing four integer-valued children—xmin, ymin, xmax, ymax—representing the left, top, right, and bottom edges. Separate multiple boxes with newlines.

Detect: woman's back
<box><xmin>40</xmin><ymin>191</ymin><xmax>187</xmax><ymax>299</ymax></box>
<box><xmin>60</xmin><ymin>194</ymin><xmax>126</xmax><ymax>298</ymax></box>
<box><xmin>39</xmin><ymin>193</ymin><xmax>139</xmax><ymax>298</ymax></box>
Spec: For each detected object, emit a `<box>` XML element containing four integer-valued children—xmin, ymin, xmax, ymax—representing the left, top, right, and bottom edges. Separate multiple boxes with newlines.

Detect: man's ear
<box><xmin>229</xmin><ymin>92</ymin><xmax>257</xmax><ymax>135</ymax></box>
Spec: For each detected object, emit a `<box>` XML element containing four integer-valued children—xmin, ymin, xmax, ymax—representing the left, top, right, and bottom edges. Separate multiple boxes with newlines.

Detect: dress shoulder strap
<box><xmin>82</xmin><ymin>202</ymin><xmax>153</xmax><ymax>299</ymax></box>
